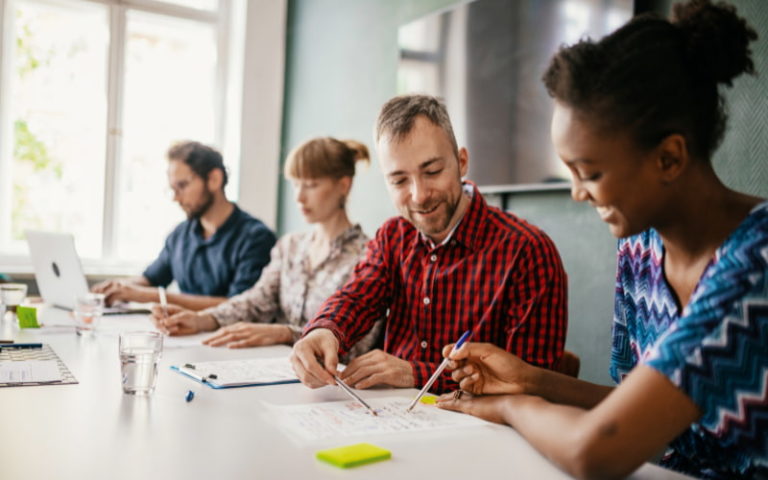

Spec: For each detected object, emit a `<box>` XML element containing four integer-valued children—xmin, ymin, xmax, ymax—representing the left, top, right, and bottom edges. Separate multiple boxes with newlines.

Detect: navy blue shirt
<box><xmin>142</xmin><ymin>204</ymin><xmax>276</xmax><ymax>297</ymax></box>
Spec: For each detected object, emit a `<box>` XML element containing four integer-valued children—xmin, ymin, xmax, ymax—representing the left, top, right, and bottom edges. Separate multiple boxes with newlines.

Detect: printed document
<box><xmin>268</xmin><ymin>396</ymin><xmax>488</xmax><ymax>442</ymax></box>
<box><xmin>0</xmin><ymin>360</ymin><xmax>62</xmax><ymax>384</ymax></box>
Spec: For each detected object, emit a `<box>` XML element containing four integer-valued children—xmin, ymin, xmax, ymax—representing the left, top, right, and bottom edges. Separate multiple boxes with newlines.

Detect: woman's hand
<box><xmin>203</xmin><ymin>322</ymin><xmax>292</xmax><ymax>348</ymax></box>
<box><xmin>436</xmin><ymin>390</ymin><xmax>520</xmax><ymax>425</ymax></box>
<box><xmin>150</xmin><ymin>304</ymin><xmax>218</xmax><ymax>336</ymax></box>
<box><xmin>443</xmin><ymin>342</ymin><xmax>537</xmax><ymax>395</ymax></box>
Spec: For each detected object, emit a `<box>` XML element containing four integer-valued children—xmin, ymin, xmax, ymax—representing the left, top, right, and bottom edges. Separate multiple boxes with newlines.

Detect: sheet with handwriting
<box><xmin>267</xmin><ymin>396</ymin><xmax>488</xmax><ymax>442</ymax></box>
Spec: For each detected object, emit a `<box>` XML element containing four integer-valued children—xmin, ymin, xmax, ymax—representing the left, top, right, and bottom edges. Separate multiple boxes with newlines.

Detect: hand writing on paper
<box><xmin>203</xmin><ymin>322</ymin><xmax>292</xmax><ymax>348</ymax></box>
<box><xmin>339</xmin><ymin>349</ymin><xmax>414</xmax><ymax>389</ymax></box>
<box><xmin>149</xmin><ymin>305</ymin><xmax>216</xmax><ymax>336</ymax></box>
<box><xmin>442</xmin><ymin>342</ymin><xmax>534</xmax><ymax>395</ymax></box>
<box><xmin>290</xmin><ymin>328</ymin><xmax>339</xmax><ymax>388</ymax></box>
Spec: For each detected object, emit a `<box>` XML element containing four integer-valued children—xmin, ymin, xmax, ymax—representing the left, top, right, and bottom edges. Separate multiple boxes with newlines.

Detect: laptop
<box><xmin>25</xmin><ymin>230</ymin><xmax>149</xmax><ymax>314</ymax></box>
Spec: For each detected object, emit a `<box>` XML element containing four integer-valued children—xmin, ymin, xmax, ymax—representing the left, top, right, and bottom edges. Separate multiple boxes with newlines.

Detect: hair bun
<box><xmin>673</xmin><ymin>0</ymin><xmax>758</xmax><ymax>86</ymax></box>
<box><xmin>342</xmin><ymin>139</ymin><xmax>371</xmax><ymax>165</ymax></box>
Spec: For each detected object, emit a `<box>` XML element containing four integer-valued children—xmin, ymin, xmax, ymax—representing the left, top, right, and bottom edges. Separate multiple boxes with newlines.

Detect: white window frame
<box><xmin>0</xmin><ymin>0</ymin><xmax>287</xmax><ymax>275</ymax></box>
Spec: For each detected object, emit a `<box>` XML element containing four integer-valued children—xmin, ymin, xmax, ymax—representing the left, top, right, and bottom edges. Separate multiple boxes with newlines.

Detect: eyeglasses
<box><xmin>168</xmin><ymin>176</ymin><xmax>198</xmax><ymax>196</ymax></box>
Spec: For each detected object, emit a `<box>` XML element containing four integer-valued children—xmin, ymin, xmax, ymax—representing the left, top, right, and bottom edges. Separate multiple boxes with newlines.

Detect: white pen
<box><xmin>158</xmin><ymin>286</ymin><xmax>168</xmax><ymax>319</ymax></box>
<box><xmin>406</xmin><ymin>330</ymin><xmax>473</xmax><ymax>412</ymax></box>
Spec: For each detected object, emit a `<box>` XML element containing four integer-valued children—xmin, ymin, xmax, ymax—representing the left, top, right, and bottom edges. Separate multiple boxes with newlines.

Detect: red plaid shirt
<box><xmin>305</xmin><ymin>182</ymin><xmax>568</xmax><ymax>393</ymax></box>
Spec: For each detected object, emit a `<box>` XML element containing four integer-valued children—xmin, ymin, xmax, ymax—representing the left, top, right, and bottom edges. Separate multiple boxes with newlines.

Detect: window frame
<box><xmin>0</xmin><ymin>0</ymin><xmax>241</xmax><ymax>273</ymax></box>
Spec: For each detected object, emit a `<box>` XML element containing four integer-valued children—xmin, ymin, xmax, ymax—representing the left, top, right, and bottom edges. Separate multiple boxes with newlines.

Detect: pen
<box><xmin>158</xmin><ymin>286</ymin><xmax>169</xmax><ymax>319</ymax></box>
<box><xmin>0</xmin><ymin>342</ymin><xmax>43</xmax><ymax>350</ymax></box>
<box><xmin>406</xmin><ymin>330</ymin><xmax>472</xmax><ymax>412</ymax></box>
<box><xmin>333</xmin><ymin>374</ymin><xmax>378</xmax><ymax>416</ymax></box>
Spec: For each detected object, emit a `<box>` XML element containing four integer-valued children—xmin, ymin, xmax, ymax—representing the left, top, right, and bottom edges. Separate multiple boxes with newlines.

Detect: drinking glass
<box><xmin>0</xmin><ymin>283</ymin><xmax>28</xmax><ymax>324</ymax></box>
<box><xmin>74</xmin><ymin>293</ymin><xmax>105</xmax><ymax>336</ymax></box>
<box><xmin>119</xmin><ymin>331</ymin><xmax>163</xmax><ymax>395</ymax></box>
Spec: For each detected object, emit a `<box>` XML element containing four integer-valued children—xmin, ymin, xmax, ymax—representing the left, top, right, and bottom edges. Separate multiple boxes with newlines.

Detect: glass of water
<box><xmin>1</xmin><ymin>283</ymin><xmax>28</xmax><ymax>323</ymax></box>
<box><xmin>74</xmin><ymin>292</ymin><xmax>105</xmax><ymax>336</ymax></box>
<box><xmin>119</xmin><ymin>331</ymin><xmax>163</xmax><ymax>395</ymax></box>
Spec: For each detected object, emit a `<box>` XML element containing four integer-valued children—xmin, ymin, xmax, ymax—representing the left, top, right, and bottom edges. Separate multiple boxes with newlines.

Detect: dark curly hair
<box><xmin>542</xmin><ymin>0</ymin><xmax>757</xmax><ymax>162</ymax></box>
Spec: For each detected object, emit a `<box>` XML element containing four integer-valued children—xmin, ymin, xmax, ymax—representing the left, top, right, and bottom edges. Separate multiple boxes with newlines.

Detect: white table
<box><xmin>0</xmin><ymin>308</ymin><xmax>693</xmax><ymax>480</ymax></box>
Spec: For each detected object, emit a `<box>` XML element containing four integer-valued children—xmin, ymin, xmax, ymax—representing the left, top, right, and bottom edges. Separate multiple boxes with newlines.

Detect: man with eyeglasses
<box><xmin>92</xmin><ymin>141</ymin><xmax>276</xmax><ymax>311</ymax></box>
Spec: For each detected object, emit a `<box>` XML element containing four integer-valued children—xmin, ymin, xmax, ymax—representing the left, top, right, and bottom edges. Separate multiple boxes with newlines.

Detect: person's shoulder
<box><xmin>483</xmin><ymin>204</ymin><xmax>556</xmax><ymax>251</ymax></box>
<box><xmin>739</xmin><ymin>200</ymin><xmax>768</xmax><ymax>235</ymax></box>
<box><xmin>165</xmin><ymin>218</ymin><xmax>195</xmax><ymax>240</ymax></box>
<box><xmin>718</xmin><ymin>200</ymin><xmax>768</xmax><ymax>268</ymax></box>
<box><xmin>233</xmin><ymin>208</ymin><xmax>275</xmax><ymax>238</ymax></box>
<box><xmin>276</xmin><ymin>231</ymin><xmax>309</xmax><ymax>251</ymax></box>
<box><xmin>345</xmin><ymin>225</ymin><xmax>370</xmax><ymax>254</ymax></box>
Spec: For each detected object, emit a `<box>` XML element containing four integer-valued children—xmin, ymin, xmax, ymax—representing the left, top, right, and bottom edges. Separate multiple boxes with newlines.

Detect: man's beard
<box><xmin>186</xmin><ymin>189</ymin><xmax>214</xmax><ymax>220</ymax></box>
<box><xmin>406</xmin><ymin>190</ymin><xmax>461</xmax><ymax>237</ymax></box>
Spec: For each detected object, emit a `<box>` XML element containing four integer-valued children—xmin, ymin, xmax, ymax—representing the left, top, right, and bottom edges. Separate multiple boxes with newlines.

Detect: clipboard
<box><xmin>0</xmin><ymin>344</ymin><xmax>78</xmax><ymax>387</ymax></box>
<box><xmin>170</xmin><ymin>357</ymin><xmax>300</xmax><ymax>389</ymax></box>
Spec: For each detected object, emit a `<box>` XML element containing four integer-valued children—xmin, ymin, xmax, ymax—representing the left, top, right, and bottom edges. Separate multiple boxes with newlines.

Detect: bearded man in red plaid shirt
<box><xmin>291</xmin><ymin>95</ymin><xmax>568</xmax><ymax>393</ymax></box>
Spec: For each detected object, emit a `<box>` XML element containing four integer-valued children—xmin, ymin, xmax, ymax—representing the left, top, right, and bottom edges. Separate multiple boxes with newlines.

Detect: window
<box><xmin>0</xmin><ymin>0</ymin><xmax>243</xmax><ymax>269</ymax></box>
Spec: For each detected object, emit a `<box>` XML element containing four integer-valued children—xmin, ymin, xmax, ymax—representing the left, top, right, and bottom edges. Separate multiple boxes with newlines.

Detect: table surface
<box><xmin>0</xmin><ymin>307</ymin><xmax>694</xmax><ymax>480</ymax></box>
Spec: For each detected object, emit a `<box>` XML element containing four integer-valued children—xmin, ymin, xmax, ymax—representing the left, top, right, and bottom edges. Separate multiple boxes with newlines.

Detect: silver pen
<box><xmin>333</xmin><ymin>374</ymin><xmax>378</xmax><ymax>416</ymax></box>
<box><xmin>406</xmin><ymin>330</ymin><xmax>473</xmax><ymax>412</ymax></box>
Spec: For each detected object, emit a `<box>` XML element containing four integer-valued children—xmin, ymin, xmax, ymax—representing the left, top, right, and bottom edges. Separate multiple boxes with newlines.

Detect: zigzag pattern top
<box><xmin>611</xmin><ymin>201</ymin><xmax>768</xmax><ymax>479</ymax></box>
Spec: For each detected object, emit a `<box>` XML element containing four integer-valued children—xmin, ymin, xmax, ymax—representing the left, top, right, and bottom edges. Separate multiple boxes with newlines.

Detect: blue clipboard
<box><xmin>170</xmin><ymin>359</ymin><xmax>301</xmax><ymax>389</ymax></box>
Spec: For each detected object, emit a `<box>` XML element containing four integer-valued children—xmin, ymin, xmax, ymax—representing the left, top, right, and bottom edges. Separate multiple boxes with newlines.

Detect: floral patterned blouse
<box><xmin>202</xmin><ymin>224</ymin><xmax>382</xmax><ymax>360</ymax></box>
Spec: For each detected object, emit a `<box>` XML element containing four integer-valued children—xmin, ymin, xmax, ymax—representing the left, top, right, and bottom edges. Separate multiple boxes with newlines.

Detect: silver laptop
<box><xmin>25</xmin><ymin>231</ymin><xmax>149</xmax><ymax>314</ymax></box>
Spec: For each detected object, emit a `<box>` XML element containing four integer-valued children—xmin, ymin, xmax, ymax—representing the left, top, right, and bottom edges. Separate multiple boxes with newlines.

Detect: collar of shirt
<box><xmin>420</xmin><ymin>180</ymin><xmax>487</xmax><ymax>252</ymax></box>
<box><xmin>330</xmin><ymin>223</ymin><xmax>365</xmax><ymax>252</ymax></box>
<box><xmin>191</xmin><ymin>203</ymin><xmax>242</xmax><ymax>246</ymax></box>
<box><xmin>302</xmin><ymin>223</ymin><xmax>365</xmax><ymax>272</ymax></box>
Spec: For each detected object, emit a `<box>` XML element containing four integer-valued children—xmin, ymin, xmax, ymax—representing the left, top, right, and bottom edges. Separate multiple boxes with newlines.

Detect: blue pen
<box><xmin>185</xmin><ymin>390</ymin><xmax>195</xmax><ymax>402</ymax></box>
<box><xmin>0</xmin><ymin>343</ymin><xmax>43</xmax><ymax>350</ymax></box>
<box><xmin>406</xmin><ymin>330</ymin><xmax>473</xmax><ymax>412</ymax></box>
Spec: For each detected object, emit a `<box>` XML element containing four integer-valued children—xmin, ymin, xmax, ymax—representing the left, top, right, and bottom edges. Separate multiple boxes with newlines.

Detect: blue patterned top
<box><xmin>611</xmin><ymin>201</ymin><xmax>768</xmax><ymax>479</ymax></box>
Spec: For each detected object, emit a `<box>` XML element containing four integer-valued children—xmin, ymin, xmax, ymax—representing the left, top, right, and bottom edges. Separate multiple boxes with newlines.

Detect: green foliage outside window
<box><xmin>11</xmin><ymin>10</ymin><xmax>62</xmax><ymax>240</ymax></box>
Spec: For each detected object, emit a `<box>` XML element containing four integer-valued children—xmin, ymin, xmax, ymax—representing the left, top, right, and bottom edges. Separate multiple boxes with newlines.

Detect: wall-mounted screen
<box><xmin>398</xmin><ymin>0</ymin><xmax>633</xmax><ymax>189</ymax></box>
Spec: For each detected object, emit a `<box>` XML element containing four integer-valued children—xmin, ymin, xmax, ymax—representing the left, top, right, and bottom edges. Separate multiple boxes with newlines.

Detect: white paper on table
<box><xmin>175</xmin><ymin>356</ymin><xmax>298</xmax><ymax>386</ymax></box>
<box><xmin>0</xmin><ymin>360</ymin><xmax>63</xmax><ymax>384</ymax></box>
<box><xmin>265</xmin><ymin>396</ymin><xmax>489</xmax><ymax>443</ymax></box>
<box><xmin>162</xmin><ymin>333</ymin><xmax>209</xmax><ymax>349</ymax></box>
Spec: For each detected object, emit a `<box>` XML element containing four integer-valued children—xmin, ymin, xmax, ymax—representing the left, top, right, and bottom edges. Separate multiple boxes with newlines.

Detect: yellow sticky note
<box><xmin>16</xmin><ymin>306</ymin><xmax>40</xmax><ymax>328</ymax></box>
<box><xmin>420</xmin><ymin>394</ymin><xmax>438</xmax><ymax>405</ymax></box>
<box><xmin>316</xmin><ymin>443</ymin><xmax>391</xmax><ymax>468</ymax></box>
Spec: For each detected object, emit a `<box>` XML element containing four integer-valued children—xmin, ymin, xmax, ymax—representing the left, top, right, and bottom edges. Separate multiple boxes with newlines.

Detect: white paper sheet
<box><xmin>0</xmin><ymin>360</ymin><xmax>62</xmax><ymax>384</ymax></box>
<box><xmin>162</xmin><ymin>333</ymin><xmax>208</xmax><ymax>349</ymax></box>
<box><xmin>176</xmin><ymin>357</ymin><xmax>298</xmax><ymax>386</ymax></box>
<box><xmin>267</xmin><ymin>396</ymin><xmax>489</xmax><ymax>442</ymax></box>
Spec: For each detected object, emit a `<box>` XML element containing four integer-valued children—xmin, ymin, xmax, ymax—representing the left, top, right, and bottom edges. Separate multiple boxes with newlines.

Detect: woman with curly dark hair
<box><xmin>437</xmin><ymin>1</ymin><xmax>766</xmax><ymax>478</ymax></box>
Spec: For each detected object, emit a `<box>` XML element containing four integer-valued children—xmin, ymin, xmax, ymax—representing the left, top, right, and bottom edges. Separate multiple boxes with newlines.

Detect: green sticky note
<box><xmin>16</xmin><ymin>306</ymin><xmax>40</xmax><ymax>328</ymax></box>
<box><xmin>316</xmin><ymin>443</ymin><xmax>391</xmax><ymax>468</ymax></box>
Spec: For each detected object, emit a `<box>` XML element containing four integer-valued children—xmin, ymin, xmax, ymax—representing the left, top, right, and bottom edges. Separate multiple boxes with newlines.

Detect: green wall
<box><xmin>279</xmin><ymin>0</ymin><xmax>460</xmax><ymax>239</ymax></box>
<box><xmin>279</xmin><ymin>0</ymin><xmax>768</xmax><ymax>385</ymax></box>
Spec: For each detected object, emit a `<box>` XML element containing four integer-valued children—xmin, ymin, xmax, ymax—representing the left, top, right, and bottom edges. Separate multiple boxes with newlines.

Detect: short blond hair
<box><xmin>375</xmin><ymin>94</ymin><xmax>458</xmax><ymax>154</ymax></box>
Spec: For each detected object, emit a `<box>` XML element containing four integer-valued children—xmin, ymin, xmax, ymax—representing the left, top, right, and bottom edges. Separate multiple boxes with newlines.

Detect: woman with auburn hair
<box><xmin>437</xmin><ymin>1</ymin><xmax>766</xmax><ymax>479</ymax></box>
<box><xmin>151</xmin><ymin>137</ymin><xmax>382</xmax><ymax>359</ymax></box>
